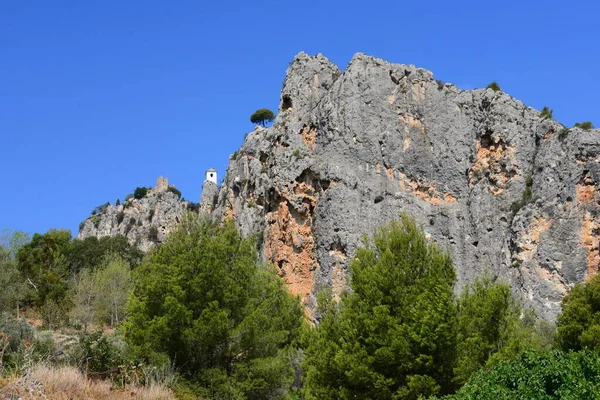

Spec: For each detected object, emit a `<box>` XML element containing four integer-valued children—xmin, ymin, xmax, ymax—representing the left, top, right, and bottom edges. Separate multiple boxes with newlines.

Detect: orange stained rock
<box><xmin>264</xmin><ymin>186</ymin><xmax>318</xmax><ymax>311</ymax></box>
<box><xmin>582</xmin><ymin>212</ymin><xmax>600</xmax><ymax>279</ymax></box>
<box><xmin>576</xmin><ymin>182</ymin><xmax>596</xmax><ymax>203</ymax></box>
<box><xmin>300</xmin><ymin>126</ymin><xmax>316</xmax><ymax>150</ymax></box>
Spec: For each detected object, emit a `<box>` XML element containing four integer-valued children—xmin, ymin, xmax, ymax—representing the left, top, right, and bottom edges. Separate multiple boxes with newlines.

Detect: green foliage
<box><xmin>574</xmin><ymin>121</ymin><xmax>595</xmax><ymax>130</ymax></box>
<box><xmin>250</xmin><ymin>108</ymin><xmax>276</xmax><ymax>127</ymax></box>
<box><xmin>166</xmin><ymin>186</ymin><xmax>182</xmax><ymax>199</ymax></box>
<box><xmin>115</xmin><ymin>198</ymin><xmax>121</xmax><ymax>206</ymax></box>
<box><xmin>441</xmin><ymin>350</ymin><xmax>600</xmax><ymax>399</ymax></box>
<box><xmin>486</xmin><ymin>81</ymin><xmax>501</xmax><ymax>92</ymax></box>
<box><xmin>292</xmin><ymin>149</ymin><xmax>302</xmax><ymax>158</ymax></box>
<box><xmin>454</xmin><ymin>275</ymin><xmax>550</xmax><ymax>386</ymax></box>
<box><xmin>124</xmin><ymin>193</ymin><xmax>134</xmax><ymax>203</ymax></box>
<box><xmin>148</xmin><ymin>226</ymin><xmax>159</xmax><ymax>242</ymax></box>
<box><xmin>123</xmin><ymin>214</ymin><xmax>304</xmax><ymax>398</ymax></box>
<box><xmin>94</xmin><ymin>254</ymin><xmax>132</xmax><ymax>327</ymax></box>
<box><xmin>78</xmin><ymin>331</ymin><xmax>126</xmax><ymax>378</ymax></box>
<box><xmin>436</xmin><ymin>80</ymin><xmax>445</xmax><ymax>90</ymax></box>
<box><xmin>555</xmin><ymin>273</ymin><xmax>600</xmax><ymax>351</ymax></box>
<box><xmin>66</xmin><ymin>235</ymin><xmax>142</xmax><ymax>274</ymax></box>
<box><xmin>92</xmin><ymin>202</ymin><xmax>110</xmax><ymax>216</ymax></box>
<box><xmin>0</xmin><ymin>248</ymin><xmax>26</xmax><ymax>315</ymax></box>
<box><xmin>558</xmin><ymin>126</ymin><xmax>570</xmax><ymax>140</ymax></box>
<box><xmin>510</xmin><ymin>186</ymin><xmax>533</xmax><ymax>215</ymax></box>
<box><xmin>133</xmin><ymin>187</ymin><xmax>148</xmax><ymax>200</ymax></box>
<box><xmin>302</xmin><ymin>214</ymin><xmax>457</xmax><ymax>399</ymax></box>
<box><xmin>16</xmin><ymin>229</ymin><xmax>72</xmax><ymax>308</ymax></box>
<box><xmin>186</xmin><ymin>202</ymin><xmax>200</xmax><ymax>213</ymax></box>
<box><xmin>540</xmin><ymin>106</ymin><xmax>553</xmax><ymax>119</ymax></box>
<box><xmin>0</xmin><ymin>312</ymin><xmax>34</xmax><ymax>352</ymax></box>
<box><xmin>116</xmin><ymin>211</ymin><xmax>125</xmax><ymax>225</ymax></box>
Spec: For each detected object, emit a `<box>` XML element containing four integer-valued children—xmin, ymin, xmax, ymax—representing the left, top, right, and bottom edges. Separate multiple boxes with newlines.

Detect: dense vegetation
<box><xmin>2</xmin><ymin>212</ymin><xmax>600</xmax><ymax>398</ymax></box>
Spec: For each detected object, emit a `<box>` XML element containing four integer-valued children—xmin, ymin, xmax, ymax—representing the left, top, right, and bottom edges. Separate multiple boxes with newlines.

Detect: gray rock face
<box><xmin>79</xmin><ymin>178</ymin><xmax>190</xmax><ymax>252</ymax></box>
<box><xmin>212</xmin><ymin>52</ymin><xmax>600</xmax><ymax>321</ymax></box>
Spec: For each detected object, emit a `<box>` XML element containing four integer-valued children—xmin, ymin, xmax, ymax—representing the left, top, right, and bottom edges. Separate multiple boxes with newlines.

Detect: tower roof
<box><xmin>206</xmin><ymin>168</ymin><xmax>217</xmax><ymax>173</ymax></box>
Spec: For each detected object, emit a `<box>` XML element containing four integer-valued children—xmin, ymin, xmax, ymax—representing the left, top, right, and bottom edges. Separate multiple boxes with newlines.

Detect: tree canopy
<box><xmin>302</xmin><ymin>214</ymin><xmax>457</xmax><ymax>399</ymax></box>
<box><xmin>123</xmin><ymin>214</ymin><xmax>304</xmax><ymax>398</ymax></box>
<box><xmin>442</xmin><ymin>350</ymin><xmax>600</xmax><ymax>399</ymax></box>
<box><xmin>555</xmin><ymin>273</ymin><xmax>600</xmax><ymax>352</ymax></box>
<box><xmin>250</xmin><ymin>108</ymin><xmax>275</xmax><ymax>127</ymax></box>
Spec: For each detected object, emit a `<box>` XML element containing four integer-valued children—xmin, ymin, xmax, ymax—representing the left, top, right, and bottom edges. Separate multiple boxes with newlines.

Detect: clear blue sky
<box><xmin>1</xmin><ymin>1</ymin><xmax>598</xmax><ymax>236</ymax></box>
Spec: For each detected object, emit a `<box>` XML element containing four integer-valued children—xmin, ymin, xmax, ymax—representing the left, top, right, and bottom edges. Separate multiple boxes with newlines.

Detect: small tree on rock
<box><xmin>486</xmin><ymin>81</ymin><xmax>502</xmax><ymax>92</ymax></box>
<box><xmin>250</xmin><ymin>108</ymin><xmax>275</xmax><ymax>127</ymax></box>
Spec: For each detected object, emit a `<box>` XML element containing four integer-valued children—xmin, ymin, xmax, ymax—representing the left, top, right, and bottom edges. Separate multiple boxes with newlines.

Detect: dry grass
<box><xmin>1</xmin><ymin>364</ymin><xmax>173</xmax><ymax>399</ymax></box>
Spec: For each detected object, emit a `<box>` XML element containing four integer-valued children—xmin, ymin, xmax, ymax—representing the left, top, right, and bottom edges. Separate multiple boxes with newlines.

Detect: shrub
<box><xmin>115</xmin><ymin>199</ymin><xmax>120</xmax><ymax>206</ymax></box>
<box><xmin>148</xmin><ymin>227</ymin><xmax>158</xmax><ymax>242</ymax></box>
<box><xmin>486</xmin><ymin>81</ymin><xmax>502</xmax><ymax>92</ymax></box>
<box><xmin>166</xmin><ymin>186</ymin><xmax>182</xmax><ymax>199</ymax></box>
<box><xmin>124</xmin><ymin>194</ymin><xmax>133</xmax><ymax>203</ymax></box>
<box><xmin>116</xmin><ymin>212</ymin><xmax>125</xmax><ymax>225</ymax></box>
<box><xmin>133</xmin><ymin>187</ymin><xmax>148</xmax><ymax>200</ymax></box>
<box><xmin>186</xmin><ymin>202</ymin><xmax>200</xmax><ymax>213</ymax></box>
<box><xmin>442</xmin><ymin>350</ymin><xmax>600</xmax><ymax>399</ymax></box>
<box><xmin>436</xmin><ymin>79</ymin><xmax>445</xmax><ymax>90</ymax></box>
<box><xmin>148</xmin><ymin>209</ymin><xmax>155</xmax><ymax>221</ymax></box>
<box><xmin>129</xmin><ymin>217</ymin><xmax>136</xmax><ymax>225</ymax></box>
<box><xmin>92</xmin><ymin>202</ymin><xmax>110</xmax><ymax>216</ymax></box>
<box><xmin>574</xmin><ymin>121</ymin><xmax>595</xmax><ymax>130</ymax></box>
<box><xmin>540</xmin><ymin>106</ymin><xmax>553</xmax><ymax>119</ymax></box>
<box><xmin>559</xmin><ymin>127</ymin><xmax>570</xmax><ymax>140</ymax></box>
<box><xmin>250</xmin><ymin>108</ymin><xmax>275</xmax><ymax>127</ymax></box>
<box><xmin>0</xmin><ymin>312</ymin><xmax>34</xmax><ymax>352</ymax></box>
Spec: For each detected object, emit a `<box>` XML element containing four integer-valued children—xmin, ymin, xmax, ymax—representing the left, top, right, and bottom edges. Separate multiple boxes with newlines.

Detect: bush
<box><xmin>442</xmin><ymin>350</ymin><xmax>600</xmax><ymax>399</ymax></box>
<box><xmin>0</xmin><ymin>312</ymin><xmax>34</xmax><ymax>352</ymax></box>
<box><xmin>166</xmin><ymin>186</ymin><xmax>182</xmax><ymax>199</ymax></box>
<box><xmin>186</xmin><ymin>202</ymin><xmax>200</xmax><ymax>213</ymax></box>
<box><xmin>91</xmin><ymin>202</ymin><xmax>110</xmax><ymax>216</ymax></box>
<box><xmin>559</xmin><ymin>127</ymin><xmax>570</xmax><ymax>140</ymax></box>
<box><xmin>250</xmin><ymin>108</ymin><xmax>275</xmax><ymax>127</ymax></box>
<box><xmin>540</xmin><ymin>106</ymin><xmax>553</xmax><ymax>119</ymax></box>
<box><xmin>574</xmin><ymin>121</ymin><xmax>595</xmax><ymax>130</ymax></box>
<box><xmin>148</xmin><ymin>227</ymin><xmax>158</xmax><ymax>242</ymax></box>
<box><xmin>133</xmin><ymin>187</ymin><xmax>148</xmax><ymax>200</ymax></box>
<box><xmin>116</xmin><ymin>212</ymin><xmax>125</xmax><ymax>225</ymax></box>
<box><xmin>436</xmin><ymin>80</ymin><xmax>445</xmax><ymax>90</ymax></box>
<box><xmin>115</xmin><ymin>199</ymin><xmax>121</xmax><ymax>206</ymax></box>
<box><xmin>486</xmin><ymin>81</ymin><xmax>502</xmax><ymax>92</ymax></box>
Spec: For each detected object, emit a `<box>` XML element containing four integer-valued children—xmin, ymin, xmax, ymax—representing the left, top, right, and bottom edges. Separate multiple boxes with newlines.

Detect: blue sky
<box><xmin>1</xmin><ymin>0</ymin><xmax>598</xmax><ymax>236</ymax></box>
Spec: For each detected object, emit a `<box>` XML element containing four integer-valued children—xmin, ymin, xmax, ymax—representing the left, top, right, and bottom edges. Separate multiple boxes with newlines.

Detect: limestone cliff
<box><xmin>79</xmin><ymin>177</ymin><xmax>193</xmax><ymax>252</ymax></box>
<box><xmin>210</xmin><ymin>52</ymin><xmax>600</xmax><ymax>321</ymax></box>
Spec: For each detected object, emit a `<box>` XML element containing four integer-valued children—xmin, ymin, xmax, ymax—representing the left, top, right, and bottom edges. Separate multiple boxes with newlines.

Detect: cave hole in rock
<box><xmin>282</xmin><ymin>95</ymin><xmax>292</xmax><ymax>110</ymax></box>
<box><xmin>472</xmin><ymin>241</ymin><xmax>479</xmax><ymax>247</ymax></box>
<box><xmin>374</xmin><ymin>195</ymin><xmax>384</xmax><ymax>204</ymax></box>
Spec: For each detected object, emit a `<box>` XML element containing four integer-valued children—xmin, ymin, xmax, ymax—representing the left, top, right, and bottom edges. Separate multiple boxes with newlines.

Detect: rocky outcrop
<box><xmin>79</xmin><ymin>177</ymin><xmax>192</xmax><ymax>252</ymax></box>
<box><xmin>210</xmin><ymin>52</ymin><xmax>600</xmax><ymax>321</ymax></box>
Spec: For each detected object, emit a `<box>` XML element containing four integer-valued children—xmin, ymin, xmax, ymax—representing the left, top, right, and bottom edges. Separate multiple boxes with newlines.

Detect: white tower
<box><xmin>205</xmin><ymin>168</ymin><xmax>217</xmax><ymax>184</ymax></box>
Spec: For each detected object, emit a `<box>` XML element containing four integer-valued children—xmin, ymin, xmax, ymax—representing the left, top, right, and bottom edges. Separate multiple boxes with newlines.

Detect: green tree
<box><xmin>574</xmin><ymin>121</ymin><xmax>595</xmax><ymax>130</ymax></box>
<box><xmin>250</xmin><ymin>108</ymin><xmax>275</xmax><ymax>127</ymax></box>
<box><xmin>302</xmin><ymin>214</ymin><xmax>457</xmax><ymax>400</ymax></box>
<box><xmin>454</xmin><ymin>275</ymin><xmax>550</xmax><ymax>386</ymax></box>
<box><xmin>486</xmin><ymin>81</ymin><xmax>501</xmax><ymax>92</ymax></box>
<box><xmin>16</xmin><ymin>229</ymin><xmax>72</xmax><ymax>309</ymax></box>
<box><xmin>123</xmin><ymin>214</ymin><xmax>304</xmax><ymax>398</ymax></box>
<box><xmin>69</xmin><ymin>268</ymin><xmax>99</xmax><ymax>332</ymax></box>
<box><xmin>66</xmin><ymin>235</ymin><xmax>142</xmax><ymax>275</ymax></box>
<box><xmin>95</xmin><ymin>254</ymin><xmax>132</xmax><ymax>327</ymax></box>
<box><xmin>0</xmin><ymin>248</ymin><xmax>26</xmax><ymax>316</ymax></box>
<box><xmin>133</xmin><ymin>187</ymin><xmax>148</xmax><ymax>199</ymax></box>
<box><xmin>441</xmin><ymin>350</ymin><xmax>600</xmax><ymax>399</ymax></box>
<box><xmin>540</xmin><ymin>106</ymin><xmax>553</xmax><ymax>119</ymax></box>
<box><xmin>555</xmin><ymin>273</ymin><xmax>600</xmax><ymax>351</ymax></box>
